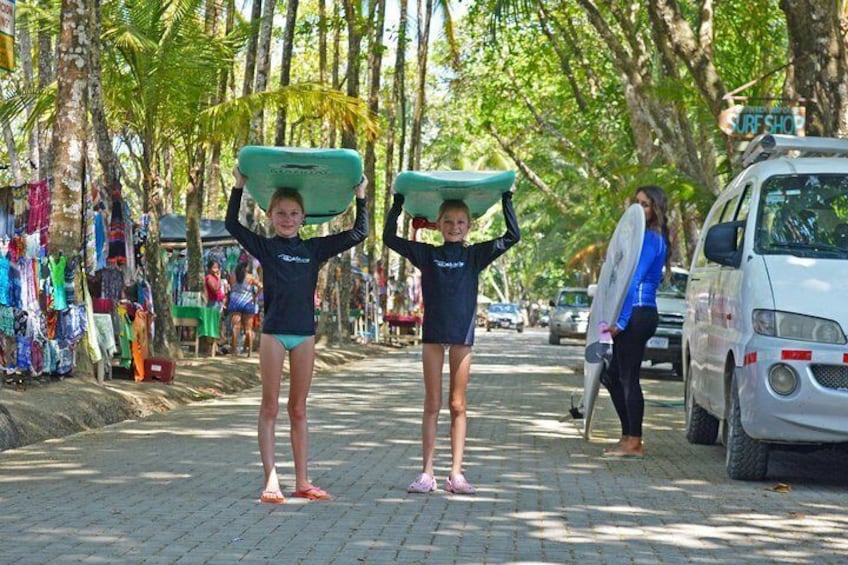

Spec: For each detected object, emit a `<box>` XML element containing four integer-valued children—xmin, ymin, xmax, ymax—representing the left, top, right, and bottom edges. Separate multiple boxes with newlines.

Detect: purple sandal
<box><xmin>445</xmin><ymin>474</ymin><xmax>476</xmax><ymax>495</ymax></box>
<box><xmin>407</xmin><ymin>473</ymin><xmax>437</xmax><ymax>493</ymax></box>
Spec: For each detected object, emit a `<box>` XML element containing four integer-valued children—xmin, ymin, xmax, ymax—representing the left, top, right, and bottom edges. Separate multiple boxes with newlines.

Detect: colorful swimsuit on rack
<box><xmin>49</xmin><ymin>255</ymin><xmax>68</xmax><ymax>311</ymax></box>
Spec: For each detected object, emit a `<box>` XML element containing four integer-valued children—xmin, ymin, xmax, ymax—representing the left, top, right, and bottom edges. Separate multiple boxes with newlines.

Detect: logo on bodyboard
<box><xmin>269</xmin><ymin>164</ymin><xmax>329</xmax><ymax>176</ymax></box>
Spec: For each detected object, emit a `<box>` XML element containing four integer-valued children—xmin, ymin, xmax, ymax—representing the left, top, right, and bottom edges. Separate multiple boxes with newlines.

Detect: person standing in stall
<box><xmin>226</xmin><ymin>167</ymin><xmax>368</xmax><ymax>504</ymax></box>
<box><xmin>227</xmin><ymin>261</ymin><xmax>261</xmax><ymax>356</ymax></box>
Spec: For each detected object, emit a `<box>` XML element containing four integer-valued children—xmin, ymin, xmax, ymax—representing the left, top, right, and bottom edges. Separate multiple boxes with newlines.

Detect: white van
<box><xmin>683</xmin><ymin>134</ymin><xmax>848</xmax><ymax>480</ymax></box>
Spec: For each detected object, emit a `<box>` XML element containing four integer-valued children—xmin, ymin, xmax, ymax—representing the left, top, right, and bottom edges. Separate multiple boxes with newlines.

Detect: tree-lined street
<box><xmin>2</xmin><ymin>330</ymin><xmax>847</xmax><ymax>563</ymax></box>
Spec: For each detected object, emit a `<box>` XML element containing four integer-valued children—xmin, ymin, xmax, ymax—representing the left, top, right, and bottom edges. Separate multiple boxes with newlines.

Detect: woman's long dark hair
<box><xmin>636</xmin><ymin>185</ymin><xmax>671</xmax><ymax>278</ymax></box>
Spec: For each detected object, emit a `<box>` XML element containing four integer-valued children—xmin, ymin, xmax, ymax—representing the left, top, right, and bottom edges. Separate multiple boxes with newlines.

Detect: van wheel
<box><xmin>548</xmin><ymin>333</ymin><xmax>560</xmax><ymax>345</ymax></box>
<box><xmin>685</xmin><ymin>366</ymin><xmax>718</xmax><ymax>445</ymax></box>
<box><xmin>725</xmin><ymin>372</ymin><xmax>769</xmax><ymax>481</ymax></box>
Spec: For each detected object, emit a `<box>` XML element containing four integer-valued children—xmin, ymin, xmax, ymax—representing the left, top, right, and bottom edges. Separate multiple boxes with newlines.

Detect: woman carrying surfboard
<box><xmin>227</xmin><ymin>166</ymin><xmax>368</xmax><ymax>503</ymax></box>
<box><xmin>601</xmin><ymin>185</ymin><xmax>671</xmax><ymax>459</ymax></box>
<box><xmin>383</xmin><ymin>181</ymin><xmax>520</xmax><ymax>494</ymax></box>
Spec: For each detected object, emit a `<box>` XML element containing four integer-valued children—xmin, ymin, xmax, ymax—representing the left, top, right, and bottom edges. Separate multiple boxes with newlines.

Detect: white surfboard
<box><xmin>581</xmin><ymin>203</ymin><xmax>645</xmax><ymax>440</ymax></box>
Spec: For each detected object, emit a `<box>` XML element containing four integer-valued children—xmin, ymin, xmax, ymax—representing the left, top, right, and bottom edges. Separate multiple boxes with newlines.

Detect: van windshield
<box><xmin>755</xmin><ymin>174</ymin><xmax>848</xmax><ymax>258</ymax></box>
<box><xmin>657</xmin><ymin>270</ymin><xmax>688</xmax><ymax>298</ymax></box>
<box><xmin>557</xmin><ymin>291</ymin><xmax>590</xmax><ymax>308</ymax></box>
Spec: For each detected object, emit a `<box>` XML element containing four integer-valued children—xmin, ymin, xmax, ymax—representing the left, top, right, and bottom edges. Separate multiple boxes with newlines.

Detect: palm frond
<box><xmin>197</xmin><ymin>83</ymin><xmax>379</xmax><ymax>144</ymax></box>
<box><xmin>0</xmin><ymin>81</ymin><xmax>57</xmax><ymax>138</ymax></box>
<box><xmin>435</xmin><ymin>0</ymin><xmax>462</xmax><ymax>71</ymax></box>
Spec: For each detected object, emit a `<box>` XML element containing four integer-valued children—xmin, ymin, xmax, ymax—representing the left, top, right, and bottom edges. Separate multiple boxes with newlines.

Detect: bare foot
<box><xmin>604</xmin><ymin>435</ymin><xmax>630</xmax><ymax>453</ymax></box>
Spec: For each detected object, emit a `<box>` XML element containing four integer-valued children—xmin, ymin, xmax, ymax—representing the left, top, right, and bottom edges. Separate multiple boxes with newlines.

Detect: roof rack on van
<box><xmin>741</xmin><ymin>134</ymin><xmax>848</xmax><ymax>168</ymax></box>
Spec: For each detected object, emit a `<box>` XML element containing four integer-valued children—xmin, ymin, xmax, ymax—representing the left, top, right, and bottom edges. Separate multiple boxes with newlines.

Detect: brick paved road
<box><xmin>1</xmin><ymin>329</ymin><xmax>847</xmax><ymax>563</ymax></box>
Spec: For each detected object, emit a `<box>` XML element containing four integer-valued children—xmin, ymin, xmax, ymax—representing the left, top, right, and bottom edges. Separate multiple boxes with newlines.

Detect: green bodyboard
<box><xmin>237</xmin><ymin>146</ymin><xmax>363</xmax><ymax>224</ymax></box>
<box><xmin>394</xmin><ymin>170</ymin><xmax>515</xmax><ymax>222</ymax></box>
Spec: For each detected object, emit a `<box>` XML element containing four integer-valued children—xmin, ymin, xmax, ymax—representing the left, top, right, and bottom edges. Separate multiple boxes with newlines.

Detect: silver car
<box><xmin>486</xmin><ymin>303</ymin><xmax>524</xmax><ymax>333</ymax></box>
<box><xmin>643</xmin><ymin>268</ymin><xmax>688</xmax><ymax>378</ymax></box>
<box><xmin>548</xmin><ymin>287</ymin><xmax>591</xmax><ymax>344</ymax></box>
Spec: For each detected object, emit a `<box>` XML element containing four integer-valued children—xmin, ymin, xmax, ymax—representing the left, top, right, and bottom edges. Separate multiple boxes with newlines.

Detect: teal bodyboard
<box><xmin>394</xmin><ymin>170</ymin><xmax>516</xmax><ymax>222</ymax></box>
<box><xmin>237</xmin><ymin>146</ymin><xmax>363</xmax><ymax>224</ymax></box>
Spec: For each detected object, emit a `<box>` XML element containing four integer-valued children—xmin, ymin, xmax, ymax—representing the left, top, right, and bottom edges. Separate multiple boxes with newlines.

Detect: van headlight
<box><xmin>753</xmin><ymin>310</ymin><xmax>847</xmax><ymax>344</ymax></box>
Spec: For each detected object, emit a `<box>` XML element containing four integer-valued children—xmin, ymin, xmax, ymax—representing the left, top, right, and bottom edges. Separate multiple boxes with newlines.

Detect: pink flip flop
<box><xmin>291</xmin><ymin>486</ymin><xmax>332</xmax><ymax>500</ymax></box>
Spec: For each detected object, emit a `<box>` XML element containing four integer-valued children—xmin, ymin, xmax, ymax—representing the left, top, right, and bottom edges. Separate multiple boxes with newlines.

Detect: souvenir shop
<box><xmin>160</xmin><ymin>212</ymin><xmax>245</xmax><ymax>357</ymax></box>
<box><xmin>0</xmin><ymin>179</ymin><xmax>261</xmax><ymax>388</ymax></box>
<box><xmin>0</xmin><ymin>181</ymin><xmax>143</xmax><ymax>387</ymax></box>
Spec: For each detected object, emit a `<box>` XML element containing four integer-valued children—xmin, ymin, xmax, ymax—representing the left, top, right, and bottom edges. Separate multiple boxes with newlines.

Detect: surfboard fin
<box><xmin>569</xmin><ymin>395</ymin><xmax>584</xmax><ymax>419</ymax></box>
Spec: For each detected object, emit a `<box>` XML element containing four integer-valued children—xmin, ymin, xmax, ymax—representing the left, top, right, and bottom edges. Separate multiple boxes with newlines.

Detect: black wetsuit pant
<box><xmin>603</xmin><ymin>306</ymin><xmax>658</xmax><ymax>438</ymax></box>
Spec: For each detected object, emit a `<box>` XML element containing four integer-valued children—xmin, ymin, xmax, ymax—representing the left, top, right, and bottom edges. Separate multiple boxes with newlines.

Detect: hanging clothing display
<box><xmin>26</xmin><ymin>180</ymin><xmax>50</xmax><ymax>247</ymax></box>
<box><xmin>108</xmin><ymin>193</ymin><xmax>127</xmax><ymax>264</ymax></box>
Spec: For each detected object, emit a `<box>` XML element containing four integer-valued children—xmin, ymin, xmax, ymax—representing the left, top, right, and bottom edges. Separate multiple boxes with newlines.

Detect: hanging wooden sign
<box><xmin>0</xmin><ymin>0</ymin><xmax>14</xmax><ymax>72</ymax></box>
<box><xmin>718</xmin><ymin>104</ymin><xmax>806</xmax><ymax>139</ymax></box>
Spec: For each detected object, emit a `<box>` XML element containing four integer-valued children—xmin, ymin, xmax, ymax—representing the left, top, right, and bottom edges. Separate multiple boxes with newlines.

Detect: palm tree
<box><xmin>50</xmin><ymin>0</ymin><xmax>89</xmax><ymax>255</ymax></box>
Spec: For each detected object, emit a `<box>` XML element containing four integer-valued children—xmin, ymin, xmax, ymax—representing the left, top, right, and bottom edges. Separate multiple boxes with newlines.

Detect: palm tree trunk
<box><xmin>37</xmin><ymin>7</ymin><xmax>55</xmax><ymax>179</ymax></box>
<box><xmin>242</xmin><ymin>0</ymin><xmax>263</xmax><ymax>97</ymax></box>
<box><xmin>142</xmin><ymin>145</ymin><xmax>176</xmax><ymax>357</ymax></box>
<box><xmin>329</xmin><ymin>0</ymin><xmax>341</xmax><ymax>147</ymax></box>
<box><xmin>16</xmin><ymin>13</ymin><xmax>38</xmax><ymax>169</ymax></box>
<box><xmin>385</xmin><ymin>0</ymin><xmax>409</xmax><ymax>309</ymax></box>
<box><xmin>407</xmin><ymin>0</ymin><xmax>433</xmax><ymax>171</ymax></box>
<box><xmin>250</xmin><ymin>0</ymin><xmax>277</xmax><ymax>143</ymax></box>
<box><xmin>185</xmin><ymin>144</ymin><xmax>207</xmax><ymax>293</ymax></box>
<box><xmin>50</xmin><ymin>0</ymin><xmax>88</xmax><ymax>255</ymax></box>
<box><xmin>274</xmin><ymin>0</ymin><xmax>300</xmax><ymax>146</ymax></box>
<box><xmin>87</xmin><ymin>0</ymin><xmax>120</xmax><ymax>193</ymax></box>
<box><xmin>364</xmin><ymin>0</ymin><xmax>386</xmax><ymax>267</ymax></box>
<box><xmin>205</xmin><ymin>0</ymin><xmax>233</xmax><ymax>218</ymax></box>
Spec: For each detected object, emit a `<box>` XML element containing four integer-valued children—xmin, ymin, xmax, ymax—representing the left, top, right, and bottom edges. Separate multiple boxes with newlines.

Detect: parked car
<box><xmin>548</xmin><ymin>287</ymin><xmax>591</xmax><ymax>344</ymax></box>
<box><xmin>539</xmin><ymin>309</ymin><xmax>550</xmax><ymax>327</ymax></box>
<box><xmin>486</xmin><ymin>303</ymin><xmax>524</xmax><ymax>332</ymax></box>
<box><xmin>643</xmin><ymin>267</ymin><xmax>688</xmax><ymax>378</ymax></box>
<box><xmin>683</xmin><ymin>134</ymin><xmax>848</xmax><ymax>481</ymax></box>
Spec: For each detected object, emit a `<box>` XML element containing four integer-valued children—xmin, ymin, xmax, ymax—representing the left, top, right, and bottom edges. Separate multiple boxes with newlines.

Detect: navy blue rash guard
<box><xmin>383</xmin><ymin>192</ymin><xmax>520</xmax><ymax>345</ymax></box>
<box><xmin>225</xmin><ymin>188</ymin><xmax>368</xmax><ymax>335</ymax></box>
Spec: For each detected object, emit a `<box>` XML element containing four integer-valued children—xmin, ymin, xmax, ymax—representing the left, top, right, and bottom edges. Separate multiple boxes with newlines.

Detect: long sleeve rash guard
<box><xmin>225</xmin><ymin>188</ymin><xmax>368</xmax><ymax>335</ymax></box>
<box><xmin>383</xmin><ymin>192</ymin><xmax>520</xmax><ymax>345</ymax></box>
<box><xmin>615</xmin><ymin>228</ymin><xmax>667</xmax><ymax>331</ymax></box>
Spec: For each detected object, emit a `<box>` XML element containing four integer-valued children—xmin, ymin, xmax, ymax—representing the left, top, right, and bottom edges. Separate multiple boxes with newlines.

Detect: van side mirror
<box><xmin>704</xmin><ymin>221</ymin><xmax>745</xmax><ymax>268</ymax></box>
<box><xmin>587</xmin><ymin>284</ymin><xmax>598</xmax><ymax>297</ymax></box>
<box><xmin>549</xmin><ymin>299</ymin><xmax>556</xmax><ymax>307</ymax></box>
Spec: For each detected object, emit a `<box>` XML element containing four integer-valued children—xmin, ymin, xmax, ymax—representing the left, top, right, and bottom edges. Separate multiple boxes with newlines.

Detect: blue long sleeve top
<box><xmin>615</xmin><ymin>228</ymin><xmax>667</xmax><ymax>331</ymax></box>
<box><xmin>383</xmin><ymin>192</ymin><xmax>520</xmax><ymax>345</ymax></box>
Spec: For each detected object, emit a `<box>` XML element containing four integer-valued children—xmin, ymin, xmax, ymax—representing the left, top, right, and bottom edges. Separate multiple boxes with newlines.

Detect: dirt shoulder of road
<box><xmin>0</xmin><ymin>343</ymin><xmax>391</xmax><ymax>452</ymax></box>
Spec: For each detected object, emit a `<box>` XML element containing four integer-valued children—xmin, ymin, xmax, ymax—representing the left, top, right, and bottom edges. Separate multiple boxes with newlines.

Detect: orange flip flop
<box><xmin>260</xmin><ymin>490</ymin><xmax>286</xmax><ymax>504</ymax></box>
<box><xmin>291</xmin><ymin>486</ymin><xmax>332</xmax><ymax>500</ymax></box>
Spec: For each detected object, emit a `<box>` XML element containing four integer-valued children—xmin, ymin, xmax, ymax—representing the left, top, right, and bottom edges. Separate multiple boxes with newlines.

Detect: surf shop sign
<box><xmin>718</xmin><ymin>105</ymin><xmax>806</xmax><ymax>138</ymax></box>
<box><xmin>0</xmin><ymin>0</ymin><xmax>13</xmax><ymax>72</ymax></box>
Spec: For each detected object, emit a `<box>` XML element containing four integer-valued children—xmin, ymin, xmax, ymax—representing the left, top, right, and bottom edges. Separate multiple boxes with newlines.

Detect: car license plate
<box><xmin>647</xmin><ymin>336</ymin><xmax>669</xmax><ymax>349</ymax></box>
<box><xmin>500</xmin><ymin>320</ymin><xmax>510</xmax><ymax>328</ymax></box>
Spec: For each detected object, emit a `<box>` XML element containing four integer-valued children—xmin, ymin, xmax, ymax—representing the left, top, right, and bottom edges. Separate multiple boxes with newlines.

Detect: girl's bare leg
<box><xmin>421</xmin><ymin>344</ymin><xmax>445</xmax><ymax>478</ymax></box>
<box><xmin>287</xmin><ymin>336</ymin><xmax>316</xmax><ymax>492</ymax></box>
<box><xmin>258</xmin><ymin>336</ymin><xmax>286</xmax><ymax>493</ymax></box>
<box><xmin>243</xmin><ymin>314</ymin><xmax>255</xmax><ymax>357</ymax></box>
<box><xmin>447</xmin><ymin>345</ymin><xmax>472</xmax><ymax>477</ymax></box>
<box><xmin>231</xmin><ymin>314</ymin><xmax>243</xmax><ymax>357</ymax></box>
